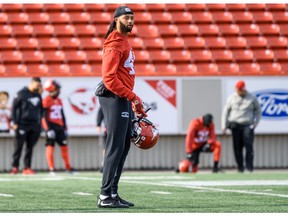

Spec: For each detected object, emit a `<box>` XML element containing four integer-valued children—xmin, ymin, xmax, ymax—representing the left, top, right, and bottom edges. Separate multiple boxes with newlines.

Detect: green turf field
<box><xmin>0</xmin><ymin>170</ymin><xmax>288</xmax><ymax>213</ymax></box>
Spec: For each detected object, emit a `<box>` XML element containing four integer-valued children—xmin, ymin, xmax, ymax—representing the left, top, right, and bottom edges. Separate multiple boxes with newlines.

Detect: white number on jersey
<box><xmin>124</xmin><ymin>50</ymin><xmax>136</xmax><ymax>75</ymax></box>
<box><xmin>50</xmin><ymin>105</ymin><xmax>62</xmax><ymax>119</ymax></box>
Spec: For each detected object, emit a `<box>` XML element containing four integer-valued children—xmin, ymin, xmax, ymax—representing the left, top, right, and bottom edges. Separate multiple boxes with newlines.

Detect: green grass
<box><xmin>0</xmin><ymin>170</ymin><xmax>288</xmax><ymax>213</ymax></box>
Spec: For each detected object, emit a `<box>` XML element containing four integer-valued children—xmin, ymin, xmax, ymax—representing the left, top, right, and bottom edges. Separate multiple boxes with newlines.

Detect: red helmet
<box><xmin>132</xmin><ymin>117</ymin><xmax>159</xmax><ymax>150</ymax></box>
<box><xmin>178</xmin><ymin>159</ymin><xmax>191</xmax><ymax>173</ymax></box>
<box><xmin>43</xmin><ymin>79</ymin><xmax>61</xmax><ymax>92</ymax></box>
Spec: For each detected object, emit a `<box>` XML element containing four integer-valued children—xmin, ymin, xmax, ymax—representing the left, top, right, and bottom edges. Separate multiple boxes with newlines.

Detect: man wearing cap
<box><xmin>95</xmin><ymin>6</ymin><xmax>146</xmax><ymax>208</ymax></box>
<box><xmin>222</xmin><ymin>80</ymin><xmax>261</xmax><ymax>173</ymax></box>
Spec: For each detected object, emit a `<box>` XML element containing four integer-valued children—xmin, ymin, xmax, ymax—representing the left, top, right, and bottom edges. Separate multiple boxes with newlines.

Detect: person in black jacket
<box><xmin>10</xmin><ymin>77</ymin><xmax>43</xmax><ymax>175</ymax></box>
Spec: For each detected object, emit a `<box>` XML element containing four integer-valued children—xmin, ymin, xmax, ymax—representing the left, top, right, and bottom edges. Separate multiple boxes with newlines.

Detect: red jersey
<box><xmin>185</xmin><ymin>117</ymin><xmax>216</xmax><ymax>153</ymax></box>
<box><xmin>42</xmin><ymin>95</ymin><xmax>65</xmax><ymax>128</ymax></box>
<box><xmin>102</xmin><ymin>30</ymin><xmax>136</xmax><ymax>101</ymax></box>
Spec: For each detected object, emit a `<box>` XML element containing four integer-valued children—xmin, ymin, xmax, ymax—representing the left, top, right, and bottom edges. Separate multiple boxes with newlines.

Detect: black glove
<box><xmin>186</xmin><ymin>153</ymin><xmax>193</xmax><ymax>161</ymax></box>
<box><xmin>202</xmin><ymin>143</ymin><xmax>211</xmax><ymax>153</ymax></box>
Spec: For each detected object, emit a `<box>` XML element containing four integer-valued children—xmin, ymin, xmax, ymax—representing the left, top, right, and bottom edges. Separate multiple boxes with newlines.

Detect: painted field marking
<box><xmin>0</xmin><ymin>193</ymin><xmax>13</xmax><ymax>197</ymax></box>
<box><xmin>151</xmin><ymin>191</ymin><xmax>172</xmax><ymax>195</ymax></box>
<box><xmin>73</xmin><ymin>192</ymin><xmax>94</xmax><ymax>196</ymax></box>
<box><xmin>0</xmin><ymin>177</ymin><xmax>65</xmax><ymax>182</ymax></box>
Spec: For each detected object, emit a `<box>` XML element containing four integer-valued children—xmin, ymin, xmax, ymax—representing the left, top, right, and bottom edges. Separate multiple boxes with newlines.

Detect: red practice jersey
<box><xmin>185</xmin><ymin>117</ymin><xmax>216</xmax><ymax>153</ymax></box>
<box><xmin>102</xmin><ymin>30</ymin><xmax>136</xmax><ymax>101</ymax></box>
<box><xmin>42</xmin><ymin>95</ymin><xmax>65</xmax><ymax>128</ymax></box>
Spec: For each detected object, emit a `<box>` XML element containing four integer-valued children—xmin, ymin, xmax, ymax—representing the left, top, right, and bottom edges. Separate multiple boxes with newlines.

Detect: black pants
<box><xmin>99</xmin><ymin>91</ymin><xmax>133</xmax><ymax>196</ymax></box>
<box><xmin>231</xmin><ymin>124</ymin><xmax>254</xmax><ymax>171</ymax></box>
<box><xmin>12</xmin><ymin>124</ymin><xmax>41</xmax><ymax>169</ymax></box>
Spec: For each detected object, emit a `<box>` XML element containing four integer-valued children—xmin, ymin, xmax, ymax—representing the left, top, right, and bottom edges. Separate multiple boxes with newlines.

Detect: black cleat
<box><xmin>97</xmin><ymin>196</ymin><xmax>129</xmax><ymax>208</ymax></box>
<box><xmin>113</xmin><ymin>195</ymin><xmax>134</xmax><ymax>207</ymax></box>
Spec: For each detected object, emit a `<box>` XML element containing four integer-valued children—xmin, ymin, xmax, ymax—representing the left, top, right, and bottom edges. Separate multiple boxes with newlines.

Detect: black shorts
<box><xmin>46</xmin><ymin>128</ymin><xmax>67</xmax><ymax>146</ymax></box>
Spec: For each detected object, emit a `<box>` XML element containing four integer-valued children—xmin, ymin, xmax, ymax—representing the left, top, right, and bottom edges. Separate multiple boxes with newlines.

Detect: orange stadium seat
<box><xmin>246</xmin><ymin>36</ymin><xmax>268</xmax><ymax>48</ymax></box>
<box><xmin>22</xmin><ymin>4</ymin><xmax>44</xmax><ymax>12</ymax></box>
<box><xmin>149</xmin><ymin>50</ymin><xmax>171</xmax><ymax>63</ymax></box>
<box><xmin>136</xmin><ymin>24</ymin><xmax>159</xmax><ymax>38</ymax></box>
<box><xmin>65</xmin><ymin>50</ymin><xmax>86</xmax><ymax>63</ymax></box>
<box><xmin>90</xmin><ymin>12</ymin><xmax>111</xmax><ymax>24</ymax></box>
<box><xmin>211</xmin><ymin>11</ymin><xmax>233</xmax><ymax>23</ymax></box>
<box><xmin>246</xmin><ymin>4</ymin><xmax>266</xmax><ymax>11</ymax></box>
<box><xmin>133</xmin><ymin>12</ymin><xmax>152</xmax><ymax>23</ymax></box>
<box><xmin>266</xmin><ymin>4</ymin><xmax>286</xmax><ymax>11</ymax></box>
<box><xmin>5</xmin><ymin>64</ymin><xmax>27</xmax><ymax>76</ymax></box>
<box><xmin>232</xmin><ymin>49</ymin><xmax>254</xmax><ymax>61</ymax></box>
<box><xmin>1</xmin><ymin>51</ymin><xmax>22</xmax><ymax>63</ymax></box>
<box><xmin>74</xmin><ymin>24</ymin><xmax>96</xmax><ymax>36</ymax></box>
<box><xmin>143</xmin><ymin>38</ymin><xmax>164</xmax><ymax>49</ymax></box>
<box><xmin>63</xmin><ymin>4</ymin><xmax>85</xmax><ymax>11</ymax></box>
<box><xmin>47</xmin><ymin>64</ymin><xmax>70</xmax><ymax>76</ymax></box>
<box><xmin>53</xmin><ymin>24</ymin><xmax>75</xmax><ymax>36</ymax></box>
<box><xmin>280</xmin><ymin>62</ymin><xmax>288</xmax><ymax>74</ymax></box>
<box><xmin>129</xmin><ymin>37</ymin><xmax>144</xmax><ymax>50</ymax></box>
<box><xmin>176</xmin><ymin>64</ymin><xmax>198</xmax><ymax>75</ymax></box>
<box><xmin>267</xmin><ymin>36</ymin><xmax>288</xmax><ymax>48</ymax></box>
<box><xmin>104</xmin><ymin>4</ymin><xmax>122</xmax><ymax>12</ymax></box>
<box><xmin>190</xmin><ymin>49</ymin><xmax>212</xmax><ymax>62</ymax></box>
<box><xmin>170</xmin><ymin>50</ymin><xmax>191</xmax><ymax>63</ymax></box>
<box><xmin>165</xmin><ymin>4</ymin><xmax>186</xmax><ymax>11</ymax></box>
<box><xmin>231</xmin><ymin>11</ymin><xmax>253</xmax><ymax>23</ymax></box>
<box><xmin>32</xmin><ymin>24</ymin><xmax>54</xmax><ymax>36</ymax></box>
<box><xmin>26</xmin><ymin>64</ymin><xmax>49</xmax><ymax>76</ymax></box>
<box><xmin>272</xmin><ymin>11</ymin><xmax>288</xmax><ymax>23</ymax></box>
<box><xmin>0</xmin><ymin>65</ymin><xmax>5</xmax><ymax>75</ymax></box>
<box><xmin>274</xmin><ymin>49</ymin><xmax>288</xmax><ymax>61</ymax></box>
<box><xmin>69</xmin><ymin>64</ymin><xmax>92</xmax><ymax>76</ymax></box>
<box><xmin>259</xmin><ymin>62</ymin><xmax>282</xmax><ymax>75</ymax></box>
<box><xmin>259</xmin><ymin>23</ymin><xmax>280</xmax><ymax>35</ymax></box>
<box><xmin>183</xmin><ymin>36</ymin><xmax>205</xmax><ymax>49</ymax></box>
<box><xmin>177</xmin><ymin>24</ymin><xmax>199</xmax><ymax>36</ymax></box>
<box><xmin>2</xmin><ymin>4</ymin><xmax>23</xmax><ymax>12</ymax></box>
<box><xmin>94</xmin><ymin>24</ymin><xmax>109</xmax><ymax>37</ymax></box>
<box><xmin>204</xmin><ymin>37</ymin><xmax>226</xmax><ymax>49</ymax></box>
<box><xmin>252</xmin><ymin>49</ymin><xmax>275</xmax><ymax>61</ymax></box>
<box><xmin>0</xmin><ymin>38</ymin><xmax>17</xmax><ymax>49</ymax></box>
<box><xmin>206</xmin><ymin>4</ymin><xmax>226</xmax><ymax>11</ymax></box>
<box><xmin>150</xmin><ymin>12</ymin><xmax>172</xmax><ymax>24</ymax></box>
<box><xmin>218</xmin><ymin>24</ymin><xmax>240</xmax><ymax>36</ymax></box>
<box><xmin>7</xmin><ymin>13</ymin><xmax>29</xmax><ymax>24</ymax></box>
<box><xmin>84</xmin><ymin>4</ymin><xmax>105</xmax><ymax>12</ymax></box>
<box><xmin>192</xmin><ymin>12</ymin><xmax>213</xmax><ymax>23</ymax></box>
<box><xmin>85</xmin><ymin>50</ymin><xmax>103</xmax><ymax>63</ymax></box>
<box><xmin>58</xmin><ymin>37</ymin><xmax>81</xmax><ymax>49</ymax></box>
<box><xmin>48</xmin><ymin>12</ymin><xmax>70</xmax><ymax>24</ymax></box>
<box><xmin>171</xmin><ymin>12</ymin><xmax>192</xmax><ymax>24</ymax></box>
<box><xmin>185</xmin><ymin>4</ymin><xmax>206</xmax><ymax>11</ymax></box>
<box><xmin>252</xmin><ymin>11</ymin><xmax>273</xmax><ymax>23</ymax></box>
<box><xmin>146</xmin><ymin>4</ymin><xmax>166</xmax><ymax>11</ymax></box>
<box><xmin>90</xmin><ymin>63</ymin><xmax>102</xmax><ymax>75</ymax></box>
<box><xmin>0</xmin><ymin>24</ymin><xmax>12</xmax><ymax>36</ymax></box>
<box><xmin>17</xmin><ymin>38</ymin><xmax>38</xmax><ymax>49</ymax></box>
<box><xmin>80</xmin><ymin>37</ymin><xmax>102</xmax><ymax>50</ymax></box>
<box><xmin>43</xmin><ymin>50</ymin><xmax>65</xmax><ymax>63</ymax></box>
<box><xmin>133</xmin><ymin>50</ymin><xmax>150</xmax><ymax>63</ymax></box>
<box><xmin>69</xmin><ymin>12</ymin><xmax>91</xmax><ymax>23</ymax></box>
<box><xmin>154</xmin><ymin>64</ymin><xmax>177</xmax><ymax>74</ymax></box>
<box><xmin>211</xmin><ymin>49</ymin><xmax>233</xmax><ymax>61</ymax></box>
<box><xmin>12</xmin><ymin>24</ymin><xmax>33</xmax><ymax>36</ymax></box>
<box><xmin>225</xmin><ymin>4</ymin><xmax>246</xmax><ymax>11</ymax></box>
<box><xmin>198</xmin><ymin>24</ymin><xmax>219</xmax><ymax>36</ymax></box>
<box><xmin>225</xmin><ymin>36</ymin><xmax>247</xmax><ymax>49</ymax></box>
<box><xmin>28</xmin><ymin>12</ymin><xmax>49</xmax><ymax>24</ymax></box>
<box><xmin>238</xmin><ymin>62</ymin><xmax>260</xmax><ymax>75</ymax></box>
<box><xmin>43</xmin><ymin>4</ymin><xmax>64</xmax><ymax>12</ymax></box>
<box><xmin>126</xmin><ymin>4</ymin><xmax>146</xmax><ymax>12</ymax></box>
<box><xmin>163</xmin><ymin>37</ymin><xmax>185</xmax><ymax>49</ymax></box>
<box><xmin>279</xmin><ymin>23</ymin><xmax>288</xmax><ymax>35</ymax></box>
<box><xmin>196</xmin><ymin>63</ymin><xmax>219</xmax><ymax>75</ymax></box>
<box><xmin>135</xmin><ymin>64</ymin><xmax>156</xmax><ymax>75</ymax></box>
<box><xmin>217</xmin><ymin>62</ymin><xmax>240</xmax><ymax>74</ymax></box>
<box><xmin>158</xmin><ymin>24</ymin><xmax>178</xmax><ymax>37</ymax></box>
<box><xmin>37</xmin><ymin>37</ymin><xmax>59</xmax><ymax>49</ymax></box>
<box><xmin>0</xmin><ymin>13</ymin><xmax>8</xmax><ymax>24</ymax></box>
<box><xmin>238</xmin><ymin>23</ymin><xmax>260</xmax><ymax>35</ymax></box>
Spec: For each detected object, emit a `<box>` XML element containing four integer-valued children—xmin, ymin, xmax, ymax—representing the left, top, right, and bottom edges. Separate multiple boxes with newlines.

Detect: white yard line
<box><xmin>0</xmin><ymin>193</ymin><xmax>13</xmax><ymax>197</ymax></box>
<box><xmin>73</xmin><ymin>192</ymin><xmax>94</xmax><ymax>196</ymax></box>
<box><xmin>151</xmin><ymin>191</ymin><xmax>172</xmax><ymax>195</ymax></box>
<box><xmin>0</xmin><ymin>177</ymin><xmax>65</xmax><ymax>182</ymax></box>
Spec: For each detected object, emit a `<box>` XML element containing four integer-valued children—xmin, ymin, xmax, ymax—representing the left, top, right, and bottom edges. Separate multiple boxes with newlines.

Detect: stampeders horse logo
<box><xmin>254</xmin><ymin>89</ymin><xmax>288</xmax><ymax>118</ymax></box>
<box><xmin>68</xmin><ymin>88</ymin><xmax>96</xmax><ymax>115</ymax></box>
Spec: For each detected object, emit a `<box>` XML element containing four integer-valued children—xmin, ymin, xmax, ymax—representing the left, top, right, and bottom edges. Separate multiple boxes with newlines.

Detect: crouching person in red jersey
<box><xmin>184</xmin><ymin>113</ymin><xmax>221</xmax><ymax>173</ymax></box>
<box><xmin>42</xmin><ymin>79</ymin><xmax>74</xmax><ymax>175</ymax></box>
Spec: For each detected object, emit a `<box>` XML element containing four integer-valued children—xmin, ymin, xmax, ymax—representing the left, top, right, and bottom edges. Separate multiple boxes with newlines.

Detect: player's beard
<box><xmin>119</xmin><ymin>20</ymin><xmax>133</xmax><ymax>33</ymax></box>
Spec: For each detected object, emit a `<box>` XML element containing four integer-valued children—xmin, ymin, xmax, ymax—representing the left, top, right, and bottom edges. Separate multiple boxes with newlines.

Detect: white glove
<box><xmin>47</xmin><ymin>130</ymin><xmax>56</xmax><ymax>139</ymax></box>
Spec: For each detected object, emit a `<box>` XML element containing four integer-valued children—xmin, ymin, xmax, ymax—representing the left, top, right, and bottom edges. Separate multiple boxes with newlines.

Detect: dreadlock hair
<box><xmin>104</xmin><ymin>20</ymin><xmax>116</xmax><ymax>39</ymax></box>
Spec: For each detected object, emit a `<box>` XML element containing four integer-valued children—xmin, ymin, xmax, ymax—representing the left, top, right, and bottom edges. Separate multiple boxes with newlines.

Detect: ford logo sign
<box><xmin>254</xmin><ymin>90</ymin><xmax>288</xmax><ymax>118</ymax></box>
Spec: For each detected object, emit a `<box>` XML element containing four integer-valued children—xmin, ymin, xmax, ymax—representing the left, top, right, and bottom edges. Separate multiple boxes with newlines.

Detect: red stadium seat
<box><xmin>259</xmin><ymin>62</ymin><xmax>282</xmax><ymax>75</ymax></box>
<box><xmin>154</xmin><ymin>64</ymin><xmax>177</xmax><ymax>75</ymax></box>
<box><xmin>274</xmin><ymin>49</ymin><xmax>288</xmax><ymax>61</ymax></box>
<box><xmin>212</xmin><ymin>11</ymin><xmax>233</xmax><ymax>23</ymax></box>
<box><xmin>252</xmin><ymin>49</ymin><xmax>274</xmax><ymax>61</ymax></box>
<box><xmin>150</xmin><ymin>12</ymin><xmax>172</xmax><ymax>24</ymax></box>
<box><xmin>69</xmin><ymin>64</ymin><xmax>93</xmax><ymax>76</ymax></box>
<box><xmin>0</xmin><ymin>65</ymin><xmax>5</xmax><ymax>75</ymax></box>
<box><xmin>143</xmin><ymin>38</ymin><xmax>164</xmax><ymax>49</ymax></box>
<box><xmin>26</xmin><ymin>64</ymin><xmax>49</xmax><ymax>76</ymax></box>
<box><xmin>252</xmin><ymin>11</ymin><xmax>273</xmax><ymax>23</ymax></box>
<box><xmin>204</xmin><ymin>37</ymin><xmax>226</xmax><ymax>49</ymax></box>
<box><xmin>28</xmin><ymin>13</ymin><xmax>49</xmax><ymax>24</ymax></box>
<box><xmin>48</xmin><ymin>12</ymin><xmax>70</xmax><ymax>24</ymax></box>
<box><xmin>267</xmin><ymin>36</ymin><xmax>287</xmax><ymax>48</ymax></box>
<box><xmin>149</xmin><ymin>50</ymin><xmax>171</xmax><ymax>63</ymax></box>
<box><xmin>198</xmin><ymin>24</ymin><xmax>219</xmax><ymax>36</ymax></box>
<box><xmin>133</xmin><ymin>12</ymin><xmax>152</xmax><ymax>23</ymax></box>
<box><xmin>90</xmin><ymin>63</ymin><xmax>102</xmax><ymax>76</ymax></box>
<box><xmin>225</xmin><ymin>4</ymin><xmax>246</xmax><ymax>11</ymax></box>
<box><xmin>279</xmin><ymin>23</ymin><xmax>288</xmax><ymax>35</ymax></box>
<box><xmin>43</xmin><ymin>4</ymin><xmax>64</xmax><ymax>12</ymax></box>
<box><xmin>32</xmin><ymin>24</ymin><xmax>54</xmax><ymax>36</ymax></box>
<box><xmin>218</xmin><ymin>24</ymin><xmax>240</xmax><ymax>36</ymax></box>
<box><xmin>246</xmin><ymin>36</ymin><xmax>268</xmax><ymax>48</ymax></box>
<box><xmin>163</xmin><ymin>37</ymin><xmax>185</xmax><ymax>49</ymax></box>
<box><xmin>5</xmin><ymin>64</ymin><xmax>27</xmax><ymax>76</ymax></box>
<box><xmin>80</xmin><ymin>37</ymin><xmax>102</xmax><ymax>50</ymax></box>
<box><xmin>259</xmin><ymin>23</ymin><xmax>280</xmax><ymax>35</ymax></box>
<box><xmin>2</xmin><ymin>4</ymin><xmax>23</xmax><ymax>12</ymax></box>
<box><xmin>0</xmin><ymin>25</ymin><xmax>12</xmax><ymax>36</ymax></box>
<box><xmin>47</xmin><ymin>64</ymin><xmax>70</xmax><ymax>76</ymax></box>
<box><xmin>232</xmin><ymin>49</ymin><xmax>254</xmax><ymax>61</ymax></box>
<box><xmin>211</xmin><ymin>50</ymin><xmax>233</xmax><ymax>61</ymax></box>
<box><xmin>63</xmin><ymin>4</ymin><xmax>85</xmax><ymax>11</ymax></box>
<box><xmin>170</xmin><ymin>50</ymin><xmax>191</xmax><ymax>63</ymax></box>
<box><xmin>266</xmin><ymin>4</ymin><xmax>286</xmax><ymax>11</ymax></box>
<box><xmin>238</xmin><ymin>62</ymin><xmax>261</xmax><ymax>75</ymax></box>
<box><xmin>192</xmin><ymin>12</ymin><xmax>213</xmax><ymax>23</ymax></box>
<box><xmin>85</xmin><ymin>50</ymin><xmax>103</xmax><ymax>62</ymax></box>
<box><xmin>133</xmin><ymin>50</ymin><xmax>150</xmax><ymax>63</ymax></box>
<box><xmin>171</xmin><ymin>12</ymin><xmax>192</xmax><ymax>24</ymax></box>
<box><xmin>158</xmin><ymin>24</ymin><xmax>178</xmax><ymax>37</ymax></box>
<box><xmin>196</xmin><ymin>63</ymin><xmax>219</xmax><ymax>75</ymax></box>
<box><xmin>84</xmin><ymin>4</ymin><xmax>105</xmax><ymax>12</ymax></box>
<box><xmin>217</xmin><ymin>63</ymin><xmax>240</xmax><ymax>74</ymax></box>
<box><xmin>190</xmin><ymin>49</ymin><xmax>212</xmax><ymax>62</ymax></box>
<box><xmin>238</xmin><ymin>23</ymin><xmax>260</xmax><ymax>35</ymax></box>
<box><xmin>225</xmin><ymin>36</ymin><xmax>247</xmax><ymax>49</ymax></box>
<box><xmin>206</xmin><ymin>4</ymin><xmax>226</xmax><ymax>11</ymax></box>
<box><xmin>246</xmin><ymin>4</ymin><xmax>266</xmax><ymax>11</ymax></box>
<box><xmin>94</xmin><ymin>24</ymin><xmax>109</xmax><ymax>37</ymax></box>
<box><xmin>129</xmin><ymin>37</ymin><xmax>144</xmax><ymax>50</ymax></box>
<box><xmin>146</xmin><ymin>4</ymin><xmax>166</xmax><ymax>11</ymax></box>
<box><xmin>272</xmin><ymin>11</ymin><xmax>288</xmax><ymax>23</ymax></box>
<box><xmin>183</xmin><ymin>36</ymin><xmax>205</xmax><ymax>49</ymax></box>
<box><xmin>1</xmin><ymin>51</ymin><xmax>22</xmax><ymax>63</ymax></box>
<box><xmin>165</xmin><ymin>4</ymin><xmax>186</xmax><ymax>11</ymax></box>
<box><xmin>104</xmin><ymin>4</ymin><xmax>122</xmax><ymax>12</ymax></box>
<box><xmin>126</xmin><ymin>4</ymin><xmax>146</xmax><ymax>11</ymax></box>
<box><xmin>58</xmin><ymin>37</ymin><xmax>81</xmax><ymax>49</ymax></box>
<box><xmin>0</xmin><ymin>13</ymin><xmax>8</xmax><ymax>24</ymax></box>
<box><xmin>37</xmin><ymin>37</ymin><xmax>59</xmax><ymax>49</ymax></box>
<box><xmin>231</xmin><ymin>11</ymin><xmax>253</xmax><ymax>23</ymax></box>
<box><xmin>90</xmin><ymin>12</ymin><xmax>111</xmax><ymax>24</ymax></box>
<box><xmin>22</xmin><ymin>4</ymin><xmax>44</xmax><ymax>12</ymax></box>
<box><xmin>176</xmin><ymin>64</ymin><xmax>197</xmax><ymax>75</ymax></box>
<box><xmin>0</xmin><ymin>38</ymin><xmax>17</xmax><ymax>49</ymax></box>
<box><xmin>69</xmin><ymin>12</ymin><xmax>91</xmax><ymax>23</ymax></box>
<box><xmin>135</xmin><ymin>64</ymin><xmax>156</xmax><ymax>75</ymax></box>
<box><xmin>12</xmin><ymin>24</ymin><xmax>33</xmax><ymax>36</ymax></box>
<box><xmin>136</xmin><ymin>24</ymin><xmax>159</xmax><ymax>38</ymax></box>
<box><xmin>185</xmin><ymin>4</ymin><xmax>206</xmax><ymax>11</ymax></box>
<box><xmin>280</xmin><ymin>62</ymin><xmax>288</xmax><ymax>74</ymax></box>
<box><xmin>53</xmin><ymin>24</ymin><xmax>75</xmax><ymax>36</ymax></box>
<box><xmin>177</xmin><ymin>24</ymin><xmax>199</xmax><ymax>36</ymax></box>
<box><xmin>17</xmin><ymin>38</ymin><xmax>38</xmax><ymax>49</ymax></box>
<box><xmin>74</xmin><ymin>24</ymin><xmax>96</xmax><ymax>36</ymax></box>
<box><xmin>43</xmin><ymin>50</ymin><xmax>65</xmax><ymax>63</ymax></box>
<box><xmin>7</xmin><ymin>13</ymin><xmax>29</xmax><ymax>24</ymax></box>
<box><xmin>65</xmin><ymin>50</ymin><xmax>86</xmax><ymax>63</ymax></box>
